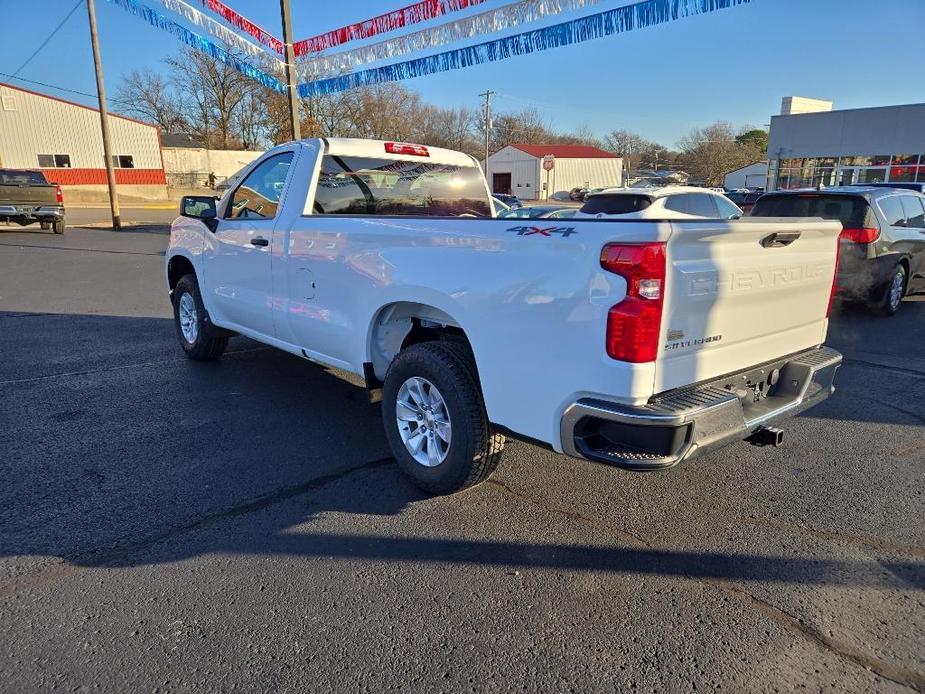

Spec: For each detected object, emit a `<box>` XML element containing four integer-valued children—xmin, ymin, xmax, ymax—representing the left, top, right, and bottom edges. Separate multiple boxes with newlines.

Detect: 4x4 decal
<box><xmin>506</xmin><ymin>225</ymin><xmax>578</xmax><ymax>237</ymax></box>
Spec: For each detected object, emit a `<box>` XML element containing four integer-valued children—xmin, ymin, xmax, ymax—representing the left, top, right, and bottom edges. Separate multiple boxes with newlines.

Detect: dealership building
<box><xmin>0</xmin><ymin>81</ymin><xmax>168</xmax><ymax>200</ymax></box>
<box><xmin>767</xmin><ymin>97</ymin><xmax>925</xmax><ymax>191</ymax></box>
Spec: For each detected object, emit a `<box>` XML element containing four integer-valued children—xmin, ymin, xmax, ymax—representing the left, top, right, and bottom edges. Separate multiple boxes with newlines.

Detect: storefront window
<box><xmin>857</xmin><ymin>168</ymin><xmax>888</xmax><ymax>183</ymax></box>
<box><xmin>892</xmin><ymin>154</ymin><xmax>919</xmax><ymax>165</ymax></box>
<box><xmin>889</xmin><ymin>165</ymin><xmax>918</xmax><ymax>182</ymax></box>
<box><xmin>811</xmin><ymin>168</ymin><xmax>836</xmax><ymax>187</ymax></box>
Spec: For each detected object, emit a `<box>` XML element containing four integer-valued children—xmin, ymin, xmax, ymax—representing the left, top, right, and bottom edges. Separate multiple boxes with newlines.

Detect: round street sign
<box><xmin>542</xmin><ymin>154</ymin><xmax>555</xmax><ymax>171</ymax></box>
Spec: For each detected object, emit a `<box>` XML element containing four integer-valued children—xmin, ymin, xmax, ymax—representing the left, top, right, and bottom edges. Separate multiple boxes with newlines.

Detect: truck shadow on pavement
<box><xmin>0</xmin><ymin>311</ymin><xmax>922</xmax><ymax>591</ymax></box>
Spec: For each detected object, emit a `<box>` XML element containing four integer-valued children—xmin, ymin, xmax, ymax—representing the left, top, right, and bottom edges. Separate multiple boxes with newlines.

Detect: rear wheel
<box><xmin>172</xmin><ymin>274</ymin><xmax>228</xmax><ymax>360</ymax></box>
<box><xmin>382</xmin><ymin>341</ymin><xmax>504</xmax><ymax>495</ymax></box>
<box><xmin>874</xmin><ymin>263</ymin><xmax>907</xmax><ymax>316</ymax></box>
<box><xmin>52</xmin><ymin>218</ymin><xmax>66</xmax><ymax>234</ymax></box>
<box><xmin>40</xmin><ymin>221</ymin><xmax>51</xmax><ymax>230</ymax></box>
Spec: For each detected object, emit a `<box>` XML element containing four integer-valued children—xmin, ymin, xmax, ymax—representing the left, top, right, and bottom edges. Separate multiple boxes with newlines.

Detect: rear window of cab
<box><xmin>580</xmin><ymin>194</ymin><xmax>653</xmax><ymax>215</ymax></box>
<box><xmin>312</xmin><ymin>155</ymin><xmax>491</xmax><ymax>217</ymax></box>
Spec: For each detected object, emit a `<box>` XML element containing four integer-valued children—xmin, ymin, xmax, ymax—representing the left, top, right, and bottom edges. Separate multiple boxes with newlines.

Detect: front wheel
<box><xmin>874</xmin><ymin>264</ymin><xmax>907</xmax><ymax>316</ymax></box>
<box><xmin>382</xmin><ymin>341</ymin><xmax>504</xmax><ymax>495</ymax></box>
<box><xmin>172</xmin><ymin>274</ymin><xmax>228</xmax><ymax>360</ymax></box>
<box><xmin>52</xmin><ymin>218</ymin><xmax>66</xmax><ymax>234</ymax></box>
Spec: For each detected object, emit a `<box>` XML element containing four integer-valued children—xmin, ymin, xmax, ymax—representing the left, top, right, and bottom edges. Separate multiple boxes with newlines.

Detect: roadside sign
<box><xmin>542</xmin><ymin>155</ymin><xmax>555</xmax><ymax>171</ymax></box>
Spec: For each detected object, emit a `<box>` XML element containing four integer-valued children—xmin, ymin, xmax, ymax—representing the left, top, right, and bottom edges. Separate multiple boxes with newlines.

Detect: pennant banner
<box><xmin>298</xmin><ymin>0</ymin><xmax>749</xmax><ymax>96</ymax></box>
<box><xmin>153</xmin><ymin>0</ymin><xmax>282</xmax><ymax>64</ymax></box>
<box><xmin>106</xmin><ymin>0</ymin><xmax>285</xmax><ymax>92</ymax></box>
<box><xmin>200</xmin><ymin>0</ymin><xmax>284</xmax><ymax>54</ymax></box>
<box><xmin>293</xmin><ymin>0</ymin><xmax>489</xmax><ymax>56</ymax></box>
<box><xmin>301</xmin><ymin>0</ymin><xmax>602</xmax><ymax>79</ymax></box>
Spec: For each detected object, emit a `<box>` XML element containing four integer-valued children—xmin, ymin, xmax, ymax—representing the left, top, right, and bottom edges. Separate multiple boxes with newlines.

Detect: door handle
<box><xmin>760</xmin><ymin>231</ymin><xmax>801</xmax><ymax>248</ymax></box>
<box><xmin>250</xmin><ymin>237</ymin><xmax>269</xmax><ymax>247</ymax></box>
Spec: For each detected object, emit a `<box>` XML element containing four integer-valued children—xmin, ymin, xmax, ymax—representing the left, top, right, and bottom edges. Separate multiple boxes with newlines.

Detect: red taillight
<box><xmin>839</xmin><ymin>227</ymin><xmax>879</xmax><ymax>244</ymax></box>
<box><xmin>384</xmin><ymin>142</ymin><xmax>429</xmax><ymax>157</ymax></box>
<box><xmin>55</xmin><ymin>184</ymin><xmax>63</xmax><ymax>204</ymax></box>
<box><xmin>827</xmin><ymin>237</ymin><xmax>840</xmax><ymax>318</ymax></box>
<box><xmin>600</xmin><ymin>243</ymin><xmax>666</xmax><ymax>363</ymax></box>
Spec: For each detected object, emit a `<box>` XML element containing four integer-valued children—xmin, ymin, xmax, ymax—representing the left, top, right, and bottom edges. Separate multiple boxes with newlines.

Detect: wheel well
<box><xmin>368</xmin><ymin>302</ymin><xmax>473</xmax><ymax>383</ymax></box>
<box><xmin>167</xmin><ymin>256</ymin><xmax>196</xmax><ymax>292</ymax></box>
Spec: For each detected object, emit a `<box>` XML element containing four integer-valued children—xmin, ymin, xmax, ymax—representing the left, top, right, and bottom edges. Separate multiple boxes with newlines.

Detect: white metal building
<box><xmin>160</xmin><ymin>141</ymin><xmax>263</xmax><ymax>189</ymax></box>
<box><xmin>723</xmin><ymin>161</ymin><xmax>768</xmax><ymax>190</ymax></box>
<box><xmin>486</xmin><ymin>144</ymin><xmax>622</xmax><ymax>200</ymax></box>
<box><xmin>0</xmin><ymin>81</ymin><xmax>167</xmax><ymax>200</ymax></box>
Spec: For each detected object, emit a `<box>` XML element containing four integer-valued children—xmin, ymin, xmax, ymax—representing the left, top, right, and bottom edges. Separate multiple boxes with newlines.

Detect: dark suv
<box><xmin>751</xmin><ymin>187</ymin><xmax>925</xmax><ymax>315</ymax></box>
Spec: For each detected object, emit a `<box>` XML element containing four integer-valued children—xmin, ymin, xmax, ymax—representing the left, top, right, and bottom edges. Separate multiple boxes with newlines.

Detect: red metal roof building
<box><xmin>487</xmin><ymin>143</ymin><xmax>623</xmax><ymax>200</ymax></box>
<box><xmin>507</xmin><ymin>144</ymin><xmax>619</xmax><ymax>159</ymax></box>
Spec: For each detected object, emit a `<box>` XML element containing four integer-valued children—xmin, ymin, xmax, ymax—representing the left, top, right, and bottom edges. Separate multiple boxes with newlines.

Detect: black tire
<box><xmin>52</xmin><ymin>218</ymin><xmax>66</xmax><ymax>234</ymax></box>
<box><xmin>382</xmin><ymin>341</ymin><xmax>504</xmax><ymax>495</ymax></box>
<box><xmin>40</xmin><ymin>221</ymin><xmax>51</xmax><ymax>231</ymax></box>
<box><xmin>172</xmin><ymin>274</ymin><xmax>229</xmax><ymax>360</ymax></box>
<box><xmin>873</xmin><ymin>263</ymin><xmax>907</xmax><ymax>316</ymax></box>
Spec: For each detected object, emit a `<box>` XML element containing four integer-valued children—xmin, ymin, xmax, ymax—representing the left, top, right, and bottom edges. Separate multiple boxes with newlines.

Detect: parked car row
<box><xmin>498</xmin><ymin>182</ymin><xmax>925</xmax><ymax>317</ymax></box>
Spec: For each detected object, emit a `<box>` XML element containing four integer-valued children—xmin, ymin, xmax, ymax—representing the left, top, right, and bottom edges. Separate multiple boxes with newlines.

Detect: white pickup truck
<box><xmin>166</xmin><ymin>138</ymin><xmax>843</xmax><ymax>494</ymax></box>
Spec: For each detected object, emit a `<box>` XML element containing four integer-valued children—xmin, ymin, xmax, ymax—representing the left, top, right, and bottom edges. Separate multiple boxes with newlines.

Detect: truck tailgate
<box><xmin>0</xmin><ymin>183</ymin><xmax>58</xmax><ymax>206</ymax></box>
<box><xmin>656</xmin><ymin>218</ymin><xmax>841</xmax><ymax>393</ymax></box>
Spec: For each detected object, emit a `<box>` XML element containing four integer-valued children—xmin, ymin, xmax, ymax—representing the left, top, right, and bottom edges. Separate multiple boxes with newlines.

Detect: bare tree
<box><xmin>603</xmin><ymin>129</ymin><xmax>653</xmax><ymax>171</ymax></box>
<box><xmin>113</xmin><ymin>69</ymin><xmax>185</xmax><ymax>133</ymax></box>
<box><xmin>677</xmin><ymin>121</ymin><xmax>763</xmax><ymax>186</ymax></box>
<box><xmin>166</xmin><ymin>49</ymin><xmax>252</xmax><ymax>149</ymax></box>
<box><xmin>550</xmin><ymin>126</ymin><xmax>604</xmax><ymax>149</ymax></box>
<box><xmin>488</xmin><ymin>108</ymin><xmax>552</xmax><ymax>153</ymax></box>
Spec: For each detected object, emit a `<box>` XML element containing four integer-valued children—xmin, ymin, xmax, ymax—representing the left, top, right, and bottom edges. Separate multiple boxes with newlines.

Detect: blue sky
<box><xmin>1</xmin><ymin>0</ymin><xmax>923</xmax><ymax>146</ymax></box>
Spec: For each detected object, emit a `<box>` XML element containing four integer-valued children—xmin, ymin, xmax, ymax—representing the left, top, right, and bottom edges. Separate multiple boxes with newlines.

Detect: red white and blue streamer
<box><xmin>301</xmin><ymin>0</ymin><xmax>604</xmax><ymax>79</ymax></box>
<box><xmin>154</xmin><ymin>0</ymin><xmax>282</xmax><ymax>64</ymax></box>
<box><xmin>298</xmin><ymin>0</ymin><xmax>749</xmax><ymax>96</ymax></box>
<box><xmin>199</xmin><ymin>0</ymin><xmax>285</xmax><ymax>54</ymax></box>
<box><xmin>106</xmin><ymin>0</ymin><xmax>285</xmax><ymax>92</ymax></box>
<box><xmin>292</xmin><ymin>0</ymin><xmax>489</xmax><ymax>56</ymax></box>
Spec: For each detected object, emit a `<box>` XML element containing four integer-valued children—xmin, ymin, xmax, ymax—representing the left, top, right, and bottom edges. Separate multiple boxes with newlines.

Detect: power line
<box><xmin>0</xmin><ymin>71</ymin><xmax>98</xmax><ymax>100</ymax></box>
<box><xmin>479</xmin><ymin>89</ymin><xmax>495</xmax><ymax>171</ymax></box>
<box><xmin>10</xmin><ymin>0</ymin><xmax>84</xmax><ymax>78</ymax></box>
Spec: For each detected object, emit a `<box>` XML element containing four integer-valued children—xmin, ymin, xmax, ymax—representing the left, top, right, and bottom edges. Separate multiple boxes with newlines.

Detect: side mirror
<box><xmin>180</xmin><ymin>195</ymin><xmax>219</xmax><ymax>232</ymax></box>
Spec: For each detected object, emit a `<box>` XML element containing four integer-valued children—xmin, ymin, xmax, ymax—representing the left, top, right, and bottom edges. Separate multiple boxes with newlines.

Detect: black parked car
<box><xmin>846</xmin><ymin>182</ymin><xmax>925</xmax><ymax>194</ymax></box>
<box><xmin>492</xmin><ymin>193</ymin><xmax>522</xmax><ymax>209</ymax></box>
<box><xmin>751</xmin><ymin>187</ymin><xmax>925</xmax><ymax>315</ymax></box>
<box><xmin>724</xmin><ymin>190</ymin><xmax>763</xmax><ymax>214</ymax></box>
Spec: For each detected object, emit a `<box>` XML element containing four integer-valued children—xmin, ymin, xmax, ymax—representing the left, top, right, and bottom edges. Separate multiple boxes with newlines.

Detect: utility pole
<box><xmin>479</xmin><ymin>90</ymin><xmax>495</xmax><ymax>174</ymax></box>
<box><xmin>279</xmin><ymin>0</ymin><xmax>301</xmax><ymax>141</ymax></box>
<box><xmin>86</xmin><ymin>0</ymin><xmax>120</xmax><ymax>230</ymax></box>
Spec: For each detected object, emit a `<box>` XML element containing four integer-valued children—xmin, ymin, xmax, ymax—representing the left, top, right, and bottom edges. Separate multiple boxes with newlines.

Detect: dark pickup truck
<box><xmin>0</xmin><ymin>169</ymin><xmax>66</xmax><ymax>234</ymax></box>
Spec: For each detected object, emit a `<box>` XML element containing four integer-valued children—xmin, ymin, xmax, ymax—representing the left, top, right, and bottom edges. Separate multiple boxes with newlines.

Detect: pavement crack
<box><xmin>867</xmin><ymin>399</ymin><xmax>925</xmax><ymax>425</ymax></box>
<box><xmin>737</xmin><ymin>516</ymin><xmax>925</xmax><ymax>559</ymax></box>
<box><xmin>0</xmin><ymin>347</ymin><xmax>270</xmax><ymax>386</ymax></box>
<box><xmin>485</xmin><ymin>478</ymin><xmax>925</xmax><ymax>692</ymax></box>
<box><xmin>0</xmin><ymin>455</ymin><xmax>394</xmax><ymax>598</ymax></box>
<box><xmin>485</xmin><ymin>478</ymin><xmax>652</xmax><ymax>549</ymax></box>
<box><xmin>0</xmin><ymin>241</ymin><xmax>164</xmax><ymax>257</ymax></box>
<box><xmin>712</xmin><ymin>579</ymin><xmax>925</xmax><ymax>692</ymax></box>
<box><xmin>842</xmin><ymin>357</ymin><xmax>925</xmax><ymax>380</ymax></box>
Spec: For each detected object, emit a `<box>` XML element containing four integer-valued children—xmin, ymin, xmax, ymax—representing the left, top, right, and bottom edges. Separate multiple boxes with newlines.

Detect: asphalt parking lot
<box><xmin>1</xmin><ymin>224</ymin><xmax>923</xmax><ymax>693</ymax></box>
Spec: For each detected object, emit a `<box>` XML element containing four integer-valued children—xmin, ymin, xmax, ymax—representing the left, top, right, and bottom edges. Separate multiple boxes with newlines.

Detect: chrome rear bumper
<box><xmin>560</xmin><ymin>346</ymin><xmax>842</xmax><ymax>471</ymax></box>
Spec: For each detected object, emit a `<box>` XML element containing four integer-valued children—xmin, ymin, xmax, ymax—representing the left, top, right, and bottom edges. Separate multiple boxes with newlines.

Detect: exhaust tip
<box><xmin>747</xmin><ymin>426</ymin><xmax>784</xmax><ymax>448</ymax></box>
